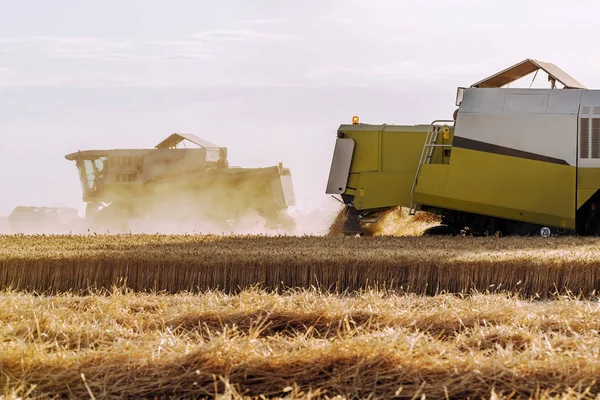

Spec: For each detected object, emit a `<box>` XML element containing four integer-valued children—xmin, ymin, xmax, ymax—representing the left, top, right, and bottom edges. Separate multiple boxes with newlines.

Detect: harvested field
<box><xmin>2</xmin><ymin>290</ymin><xmax>600</xmax><ymax>399</ymax></box>
<box><xmin>2</xmin><ymin>235</ymin><xmax>600</xmax><ymax>297</ymax></box>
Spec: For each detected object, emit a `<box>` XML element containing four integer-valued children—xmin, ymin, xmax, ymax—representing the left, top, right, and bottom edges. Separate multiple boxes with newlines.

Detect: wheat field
<box><xmin>2</xmin><ymin>289</ymin><xmax>600</xmax><ymax>399</ymax></box>
<box><xmin>3</xmin><ymin>232</ymin><xmax>600</xmax><ymax>398</ymax></box>
<box><xmin>2</xmin><ymin>234</ymin><xmax>600</xmax><ymax>297</ymax></box>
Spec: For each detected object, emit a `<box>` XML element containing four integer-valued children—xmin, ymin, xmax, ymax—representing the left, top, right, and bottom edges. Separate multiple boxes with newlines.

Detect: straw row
<box><xmin>1</xmin><ymin>235</ymin><xmax>600</xmax><ymax>297</ymax></box>
<box><xmin>2</xmin><ymin>290</ymin><xmax>600</xmax><ymax>399</ymax></box>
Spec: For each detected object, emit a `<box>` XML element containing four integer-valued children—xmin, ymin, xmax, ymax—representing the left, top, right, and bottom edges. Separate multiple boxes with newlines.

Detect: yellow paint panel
<box><xmin>354</xmin><ymin>172</ymin><xmax>416</xmax><ymax>210</ymax></box>
<box><xmin>442</xmin><ymin>148</ymin><xmax>575</xmax><ymax>229</ymax></box>
<box><xmin>574</xmin><ymin>168</ymin><xmax>600</xmax><ymax>208</ymax></box>
<box><xmin>578</xmin><ymin>168</ymin><xmax>600</xmax><ymax>188</ymax></box>
<box><xmin>342</xmin><ymin>125</ymin><xmax>432</xmax><ymax>211</ymax></box>
<box><xmin>346</xmin><ymin>132</ymin><xmax>379</xmax><ymax>172</ymax></box>
<box><xmin>413</xmin><ymin>164</ymin><xmax>449</xmax><ymax>206</ymax></box>
<box><xmin>577</xmin><ymin>188</ymin><xmax>596</xmax><ymax>209</ymax></box>
<box><xmin>380</xmin><ymin>131</ymin><xmax>425</xmax><ymax>172</ymax></box>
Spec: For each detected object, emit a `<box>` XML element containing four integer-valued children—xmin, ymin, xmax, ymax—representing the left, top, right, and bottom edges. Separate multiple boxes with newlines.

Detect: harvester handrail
<box><xmin>410</xmin><ymin>119</ymin><xmax>455</xmax><ymax>199</ymax></box>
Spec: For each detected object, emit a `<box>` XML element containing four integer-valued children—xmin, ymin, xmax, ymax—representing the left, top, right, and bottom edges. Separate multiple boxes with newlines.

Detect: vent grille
<box><xmin>582</xmin><ymin>106</ymin><xmax>591</xmax><ymax>115</ymax></box>
<box><xmin>581</xmin><ymin>117</ymin><xmax>590</xmax><ymax>158</ymax></box>
<box><xmin>592</xmin><ymin>118</ymin><xmax>600</xmax><ymax>158</ymax></box>
<box><xmin>594</xmin><ymin>107</ymin><xmax>600</xmax><ymax>115</ymax></box>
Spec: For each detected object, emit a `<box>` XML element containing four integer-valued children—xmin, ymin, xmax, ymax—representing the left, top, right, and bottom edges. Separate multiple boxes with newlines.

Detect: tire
<box><xmin>422</xmin><ymin>225</ymin><xmax>457</xmax><ymax>236</ymax></box>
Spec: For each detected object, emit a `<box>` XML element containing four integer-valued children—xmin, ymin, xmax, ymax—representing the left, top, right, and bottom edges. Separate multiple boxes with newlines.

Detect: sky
<box><xmin>1</xmin><ymin>0</ymin><xmax>600</xmax><ymax>216</ymax></box>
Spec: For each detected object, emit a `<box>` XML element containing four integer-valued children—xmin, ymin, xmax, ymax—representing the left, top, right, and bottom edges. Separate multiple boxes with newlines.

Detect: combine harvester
<box><xmin>327</xmin><ymin>59</ymin><xmax>600</xmax><ymax>237</ymax></box>
<box><xmin>66</xmin><ymin>133</ymin><xmax>296</xmax><ymax>233</ymax></box>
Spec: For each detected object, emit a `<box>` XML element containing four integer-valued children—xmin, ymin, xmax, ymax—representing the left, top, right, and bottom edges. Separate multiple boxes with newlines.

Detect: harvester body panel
<box><xmin>414</xmin><ymin>87</ymin><xmax>580</xmax><ymax>230</ymax></box>
<box><xmin>327</xmin><ymin>124</ymin><xmax>451</xmax><ymax>211</ymax></box>
<box><xmin>577</xmin><ymin>90</ymin><xmax>600</xmax><ymax>214</ymax></box>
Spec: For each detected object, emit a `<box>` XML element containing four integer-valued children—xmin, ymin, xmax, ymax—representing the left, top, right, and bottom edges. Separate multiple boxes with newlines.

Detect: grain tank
<box><xmin>327</xmin><ymin>59</ymin><xmax>600</xmax><ymax>236</ymax></box>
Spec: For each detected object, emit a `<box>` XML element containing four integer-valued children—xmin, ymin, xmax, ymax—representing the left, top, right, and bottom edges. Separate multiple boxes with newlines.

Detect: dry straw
<box><xmin>328</xmin><ymin>206</ymin><xmax>440</xmax><ymax>237</ymax></box>
<box><xmin>2</xmin><ymin>290</ymin><xmax>600</xmax><ymax>399</ymax></box>
<box><xmin>1</xmin><ymin>234</ymin><xmax>600</xmax><ymax>297</ymax></box>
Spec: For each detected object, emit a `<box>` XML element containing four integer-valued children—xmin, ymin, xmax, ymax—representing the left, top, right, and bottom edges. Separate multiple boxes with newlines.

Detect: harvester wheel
<box><xmin>85</xmin><ymin>203</ymin><xmax>100</xmax><ymax>219</ymax></box>
<box><xmin>342</xmin><ymin>206</ymin><xmax>364</xmax><ymax>236</ymax></box>
<box><xmin>90</xmin><ymin>203</ymin><xmax>135</xmax><ymax>233</ymax></box>
<box><xmin>539</xmin><ymin>227</ymin><xmax>552</xmax><ymax>238</ymax></box>
<box><xmin>422</xmin><ymin>225</ymin><xmax>457</xmax><ymax>236</ymax></box>
<box><xmin>264</xmin><ymin>211</ymin><xmax>296</xmax><ymax>233</ymax></box>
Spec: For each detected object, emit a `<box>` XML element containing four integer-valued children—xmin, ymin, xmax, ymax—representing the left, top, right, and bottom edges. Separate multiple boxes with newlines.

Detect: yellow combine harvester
<box><xmin>327</xmin><ymin>59</ymin><xmax>600</xmax><ymax>236</ymax></box>
<box><xmin>66</xmin><ymin>133</ymin><xmax>296</xmax><ymax>232</ymax></box>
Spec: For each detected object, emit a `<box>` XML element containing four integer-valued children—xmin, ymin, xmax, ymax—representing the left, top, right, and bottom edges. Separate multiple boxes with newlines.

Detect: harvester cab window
<box><xmin>206</xmin><ymin>148</ymin><xmax>220</xmax><ymax>163</ymax></box>
<box><xmin>114</xmin><ymin>156</ymin><xmax>132</xmax><ymax>167</ymax></box>
<box><xmin>94</xmin><ymin>158</ymin><xmax>105</xmax><ymax>173</ymax></box>
<box><xmin>81</xmin><ymin>157</ymin><xmax>107</xmax><ymax>195</ymax></box>
<box><xmin>217</xmin><ymin>148</ymin><xmax>228</xmax><ymax>168</ymax></box>
<box><xmin>83</xmin><ymin>160</ymin><xmax>95</xmax><ymax>190</ymax></box>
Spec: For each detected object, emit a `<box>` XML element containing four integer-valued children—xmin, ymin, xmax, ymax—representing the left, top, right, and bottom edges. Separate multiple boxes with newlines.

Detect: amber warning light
<box><xmin>352</xmin><ymin>116</ymin><xmax>359</xmax><ymax>124</ymax></box>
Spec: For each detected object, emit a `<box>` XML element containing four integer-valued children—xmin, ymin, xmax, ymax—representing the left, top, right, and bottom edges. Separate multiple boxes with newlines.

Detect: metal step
<box><xmin>408</xmin><ymin>202</ymin><xmax>421</xmax><ymax>216</ymax></box>
<box><xmin>410</xmin><ymin>120</ymin><xmax>455</xmax><ymax>213</ymax></box>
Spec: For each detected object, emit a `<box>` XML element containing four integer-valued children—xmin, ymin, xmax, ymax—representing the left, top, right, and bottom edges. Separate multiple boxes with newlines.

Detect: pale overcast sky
<box><xmin>1</xmin><ymin>0</ymin><xmax>599</xmax><ymax>216</ymax></box>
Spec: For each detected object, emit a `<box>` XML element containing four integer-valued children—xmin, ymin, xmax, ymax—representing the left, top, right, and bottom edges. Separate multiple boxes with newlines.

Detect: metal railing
<box><xmin>409</xmin><ymin>119</ymin><xmax>455</xmax><ymax>215</ymax></box>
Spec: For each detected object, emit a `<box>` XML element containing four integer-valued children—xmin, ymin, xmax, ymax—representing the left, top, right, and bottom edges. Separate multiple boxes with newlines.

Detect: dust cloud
<box><xmin>0</xmin><ymin>207</ymin><xmax>341</xmax><ymax>236</ymax></box>
<box><xmin>2</xmin><ymin>139</ymin><xmax>342</xmax><ymax>236</ymax></box>
<box><xmin>0</xmin><ymin>195</ymin><xmax>343</xmax><ymax>237</ymax></box>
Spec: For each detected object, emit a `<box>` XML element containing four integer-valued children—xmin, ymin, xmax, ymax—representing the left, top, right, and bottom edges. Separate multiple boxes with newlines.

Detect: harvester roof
<box><xmin>65</xmin><ymin>149</ymin><xmax>151</xmax><ymax>161</ymax></box>
<box><xmin>471</xmin><ymin>58</ymin><xmax>586</xmax><ymax>89</ymax></box>
<box><xmin>65</xmin><ymin>133</ymin><xmax>222</xmax><ymax>161</ymax></box>
<box><xmin>155</xmin><ymin>133</ymin><xmax>220</xmax><ymax>149</ymax></box>
<box><xmin>338</xmin><ymin>124</ymin><xmax>432</xmax><ymax>132</ymax></box>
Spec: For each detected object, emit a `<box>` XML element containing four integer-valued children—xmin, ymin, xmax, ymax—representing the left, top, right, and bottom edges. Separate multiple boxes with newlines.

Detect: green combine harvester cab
<box><xmin>327</xmin><ymin>58</ymin><xmax>600</xmax><ymax>237</ymax></box>
<box><xmin>66</xmin><ymin>133</ymin><xmax>296</xmax><ymax>233</ymax></box>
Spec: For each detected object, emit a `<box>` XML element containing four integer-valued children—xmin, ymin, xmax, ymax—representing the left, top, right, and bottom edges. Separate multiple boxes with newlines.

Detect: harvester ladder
<box><xmin>408</xmin><ymin>120</ymin><xmax>455</xmax><ymax>215</ymax></box>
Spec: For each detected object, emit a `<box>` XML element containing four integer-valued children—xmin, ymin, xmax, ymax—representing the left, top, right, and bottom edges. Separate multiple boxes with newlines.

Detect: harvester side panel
<box><xmin>578</xmin><ymin>170</ymin><xmax>600</xmax><ymax>208</ymax></box>
<box><xmin>327</xmin><ymin>124</ymin><xmax>436</xmax><ymax>211</ymax></box>
<box><xmin>577</xmin><ymin>90</ymin><xmax>600</xmax><ymax>209</ymax></box>
<box><xmin>439</xmin><ymin>148</ymin><xmax>575</xmax><ymax>229</ymax></box>
<box><xmin>142</xmin><ymin>148</ymin><xmax>207</xmax><ymax>182</ymax></box>
<box><xmin>280</xmin><ymin>174</ymin><xmax>296</xmax><ymax>208</ymax></box>
<box><xmin>354</xmin><ymin>172</ymin><xmax>417</xmax><ymax>211</ymax></box>
<box><xmin>456</xmin><ymin>88</ymin><xmax>581</xmax><ymax>166</ymax></box>
<box><xmin>414</xmin><ymin>88</ymin><xmax>579</xmax><ymax>230</ymax></box>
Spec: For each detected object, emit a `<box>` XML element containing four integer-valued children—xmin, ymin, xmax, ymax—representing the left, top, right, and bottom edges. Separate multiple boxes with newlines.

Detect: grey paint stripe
<box><xmin>453</xmin><ymin>136</ymin><xmax>570</xmax><ymax>166</ymax></box>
